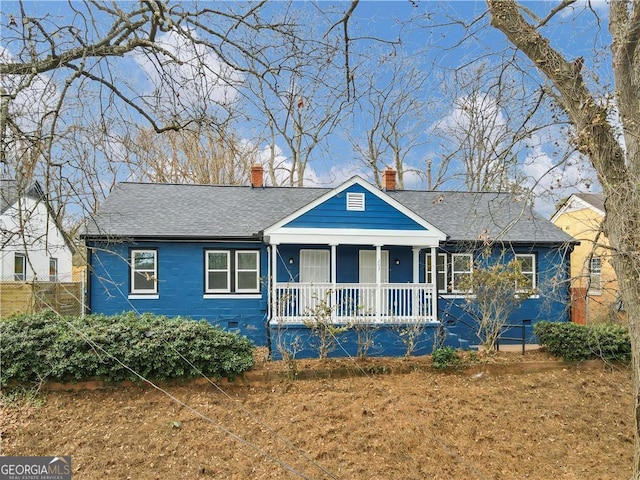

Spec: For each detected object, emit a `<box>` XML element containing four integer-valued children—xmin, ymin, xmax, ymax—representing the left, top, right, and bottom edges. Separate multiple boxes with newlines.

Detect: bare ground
<box><xmin>1</xmin><ymin>350</ymin><xmax>634</xmax><ymax>480</ymax></box>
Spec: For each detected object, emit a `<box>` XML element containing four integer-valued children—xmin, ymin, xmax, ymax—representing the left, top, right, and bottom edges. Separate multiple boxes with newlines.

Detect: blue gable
<box><xmin>283</xmin><ymin>184</ymin><xmax>426</xmax><ymax>231</ymax></box>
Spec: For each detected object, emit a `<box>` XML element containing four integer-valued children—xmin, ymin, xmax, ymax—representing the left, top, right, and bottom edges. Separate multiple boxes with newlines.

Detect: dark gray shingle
<box><xmin>84</xmin><ymin>182</ymin><xmax>573</xmax><ymax>244</ymax></box>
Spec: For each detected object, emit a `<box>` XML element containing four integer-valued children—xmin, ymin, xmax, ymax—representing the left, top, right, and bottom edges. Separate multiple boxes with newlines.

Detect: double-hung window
<box><xmin>206</xmin><ymin>250</ymin><xmax>260</xmax><ymax>294</ymax></box>
<box><xmin>588</xmin><ymin>256</ymin><xmax>602</xmax><ymax>293</ymax></box>
<box><xmin>14</xmin><ymin>253</ymin><xmax>26</xmax><ymax>281</ymax></box>
<box><xmin>515</xmin><ymin>254</ymin><xmax>536</xmax><ymax>291</ymax></box>
<box><xmin>451</xmin><ymin>253</ymin><xmax>473</xmax><ymax>293</ymax></box>
<box><xmin>131</xmin><ymin>249</ymin><xmax>157</xmax><ymax>294</ymax></box>
<box><xmin>49</xmin><ymin>258</ymin><xmax>58</xmax><ymax>282</ymax></box>
<box><xmin>425</xmin><ymin>253</ymin><xmax>448</xmax><ymax>293</ymax></box>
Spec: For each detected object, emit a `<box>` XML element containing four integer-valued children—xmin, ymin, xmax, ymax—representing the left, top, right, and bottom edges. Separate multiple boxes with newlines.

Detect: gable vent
<box><xmin>346</xmin><ymin>192</ymin><xmax>365</xmax><ymax>211</ymax></box>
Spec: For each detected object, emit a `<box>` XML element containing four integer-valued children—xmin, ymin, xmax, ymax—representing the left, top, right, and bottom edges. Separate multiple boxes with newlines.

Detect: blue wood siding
<box><xmin>284</xmin><ymin>184</ymin><xmax>426</xmax><ymax>230</ymax></box>
<box><xmin>87</xmin><ymin>241</ymin><xmax>269</xmax><ymax>346</ymax></box>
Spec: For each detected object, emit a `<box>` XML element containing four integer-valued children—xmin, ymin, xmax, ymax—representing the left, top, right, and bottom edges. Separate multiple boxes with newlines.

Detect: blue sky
<box><xmin>1</xmin><ymin>1</ymin><xmax>613</xmax><ymax>217</ymax></box>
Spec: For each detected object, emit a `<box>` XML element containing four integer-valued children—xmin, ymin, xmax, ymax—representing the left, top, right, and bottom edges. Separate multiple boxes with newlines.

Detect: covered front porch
<box><xmin>269</xmin><ymin>244</ymin><xmax>441</xmax><ymax>325</ymax></box>
<box><xmin>262</xmin><ymin>175</ymin><xmax>448</xmax><ymax>327</ymax></box>
<box><xmin>274</xmin><ymin>281</ymin><xmax>436</xmax><ymax>323</ymax></box>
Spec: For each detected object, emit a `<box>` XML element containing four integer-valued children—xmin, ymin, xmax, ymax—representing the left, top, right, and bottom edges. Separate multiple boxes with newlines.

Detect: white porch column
<box><xmin>430</xmin><ymin>246</ymin><xmax>438</xmax><ymax>322</ymax></box>
<box><xmin>271</xmin><ymin>244</ymin><xmax>279</xmax><ymax>322</ymax></box>
<box><xmin>330</xmin><ymin>244</ymin><xmax>337</xmax><ymax>323</ymax></box>
<box><xmin>412</xmin><ymin>247</ymin><xmax>420</xmax><ymax>283</ymax></box>
<box><xmin>375</xmin><ymin>244</ymin><xmax>382</xmax><ymax>322</ymax></box>
<box><xmin>413</xmin><ymin>247</ymin><xmax>420</xmax><ymax>322</ymax></box>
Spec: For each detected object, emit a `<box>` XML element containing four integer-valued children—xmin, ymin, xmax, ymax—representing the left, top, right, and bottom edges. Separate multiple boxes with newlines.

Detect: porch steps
<box><xmin>442</xmin><ymin>330</ymin><xmax>471</xmax><ymax>351</ymax></box>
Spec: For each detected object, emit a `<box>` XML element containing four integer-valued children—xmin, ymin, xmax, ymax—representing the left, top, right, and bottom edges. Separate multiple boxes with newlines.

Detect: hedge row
<box><xmin>534</xmin><ymin>321</ymin><xmax>631</xmax><ymax>363</ymax></box>
<box><xmin>1</xmin><ymin>311</ymin><xmax>255</xmax><ymax>386</ymax></box>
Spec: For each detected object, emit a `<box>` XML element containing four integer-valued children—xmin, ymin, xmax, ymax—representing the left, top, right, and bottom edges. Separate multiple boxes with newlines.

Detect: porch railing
<box><xmin>273</xmin><ymin>282</ymin><xmax>436</xmax><ymax>324</ymax></box>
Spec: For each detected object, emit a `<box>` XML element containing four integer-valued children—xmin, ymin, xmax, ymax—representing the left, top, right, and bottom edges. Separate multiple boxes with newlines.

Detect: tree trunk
<box><xmin>486</xmin><ymin>1</ymin><xmax>640</xmax><ymax>477</ymax></box>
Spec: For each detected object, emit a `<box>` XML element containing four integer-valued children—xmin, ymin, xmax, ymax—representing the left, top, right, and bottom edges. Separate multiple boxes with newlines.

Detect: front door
<box><xmin>359</xmin><ymin>250</ymin><xmax>389</xmax><ymax>315</ymax></box>
<box><xmin>299</xmin><ymin>249</ymin><xmax>330</xmax><ymax>315</ymax></box>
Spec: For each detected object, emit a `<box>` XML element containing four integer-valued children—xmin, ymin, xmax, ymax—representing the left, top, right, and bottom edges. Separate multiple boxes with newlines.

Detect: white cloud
<box><xmin>133</xmin><ymin>29</ymin><xmax>243</xmax><ymax>119</ymax></box>
<box><xmin>522</xmin><ymin>141</ymin><xmax>598</xmax><ymax>217</ymax></box>
<box><xmin>0</xmin><ymin>46</ymin><xmax>59</xmax><ymax>135</ymax></box>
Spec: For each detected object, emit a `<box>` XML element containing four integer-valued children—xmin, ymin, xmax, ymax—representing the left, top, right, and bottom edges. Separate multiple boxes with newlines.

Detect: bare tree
<box><xmin>430</xmin><ymin>62</ymin><xmax>554</xmax><ymax>193</ymax></box>
<box><xmin>0</xmin><ymin>1</ymin><xmax>324</xmax><ymax>222</ymax></box>
<box><xmin>125</xmin><ymin>122</ymin><xmax>259</xmax><ymax>185</ymax></box>
<box><xmin>347</xmin><ymin>51</ymin><xmax>431</xmax><ymax>189</ymax></box>
<box><xmin>485</xmin><ymin>1</ymin><xmax>640</xmax><ymax>476</ymax></box>
<box><xmin>240</xmin><ymin>7</ymin><xmax>351</xmax><ymax>187</ymax></box>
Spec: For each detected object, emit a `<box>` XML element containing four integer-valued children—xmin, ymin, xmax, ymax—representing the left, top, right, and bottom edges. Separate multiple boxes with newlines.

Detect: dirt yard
<box><xmin>1</xmin><ymin>350</ymin><xmax>634</xmax><ymax>480</ymax></box>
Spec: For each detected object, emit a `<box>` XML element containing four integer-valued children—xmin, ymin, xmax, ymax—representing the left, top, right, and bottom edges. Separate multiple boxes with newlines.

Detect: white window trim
<box><xmin>131</xmin><ymin>249</ymin><xmax>158</xmax><ymax>294</ymax></box>
<box><xmin>49</xmin><ymin>257</ymin><xmax>58</xmax><ymax>282</ymax></box>
<box><xmin>451</xmin><ymin>253</ymin><xmax>473</xmax><ymax>293</ymax></box>
<box><xmin>206</xmin><ymin>250</ymin><xmax>231</xmax><ymax>293</ymax></box>
<box><xmin>515</xmin><ymin>253</ymin><xmax>537</xmax><ymax>292</ymax></box>
<box><xmin>205</xmin><ymin>249</ymin><xmax>261</xmax><ymax>294</ymax></box>
<box><xmin>14</xmin><ymin>253</ymin><xmax>26</xmax><ymax>281</ymax></box>
<box><xmin>203</xmin><ymin>293</ymin><xmax>262</xmax><ymax>300</ymax></box>
<box><xmin>425</xmin><ymin>253</ymin><xmax>448</xmax><ymax>293</ymax></box>
<box><xmin>235</xmin><ymin>250</ymin><xmax>261</xmax><ymax>293</ymax></box>
<box><xmin>588</xmin><ymin>256</ymin><xmax>602</xmax><ymax>295</ymax></box>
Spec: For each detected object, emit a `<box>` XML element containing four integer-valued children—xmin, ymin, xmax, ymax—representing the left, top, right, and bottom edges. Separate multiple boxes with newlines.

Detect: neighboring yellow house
<box><xmin>551</xmin><ymin>193</ymin><xmax>624</xmax><ymax>324</ymax></box>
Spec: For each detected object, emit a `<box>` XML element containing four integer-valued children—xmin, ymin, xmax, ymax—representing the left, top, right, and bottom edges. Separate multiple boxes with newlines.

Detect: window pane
<box><xmin>453</xmin><ymin>255</ymin><xmax>470</xmax><ymax>271</ymax></box>
<box><xmin>49</xmin><ymin>258</ymin><xmax>58</xmax><ymax>282</ymax></box>
<box><xmin>589</xmin><ymin>256</ymin><xmax>602</xmax><ymax>291</ymax></box>
<box><xmin>208</xmin><ymin>252</ymin><xmax>228</xmax><ymax>269</ymax></box>
<box><xmin>208</xmin><ymin>272</ymin><xmax>228</xmax><ymax>290</ymax></box>
<box><xmin>131</xmin><ymin>250</ymin><xmax>156</xmax><ymax>293</ymax></box>
<box><xmin>237</xmin><ymin>271</ymin><xmax>257</xmax><ymax>290</ymax></box>
<box><xmin>14</xmin><ymin>254</ymin><xmax>25</xmax><ymax>280</ymax></box>
<box><xmin>237</xmin><ymin>252</ymin><xmax>257</xmax><ymax>269</ymax></box>
<box><xmin>517</xmin><ymin>255</ymin><xmax>533</xmax><ymax>272</ymax></box>
<box><xmin>134</xmin><ymin>272</ymin><xmax>155</xmax><ymax>291</ymax></box>
<box><xmin>134</xmin><ymin>252</ymin><xmax>155</xmax><ymax>270</ymax></box>
<box><xmin>515</xmin><ymin>254</ymin><xmax>536</xmax><ymax>291</ymax></box>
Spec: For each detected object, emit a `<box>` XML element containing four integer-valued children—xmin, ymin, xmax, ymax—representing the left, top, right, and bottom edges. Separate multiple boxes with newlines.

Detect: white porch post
<box><xmin>271</xmin><ymin>243</ymin><xmax>279</xmax><ymax>322</ymax></box>
<box><xmin>430</xmin><ymin>246</ymin><xmax>438</xmax><ymax>322</ymax></box>
<box><xmin>330</xmin><ymin>244</ymin><xmax>337</xmax><ymax>323</ymax></box>
<box><xmin>375</xmin><ymin>245</ymin><xmax>382</xmax><ymax>322</ymax></box>
<box><xmin>412</xmin><ymin>247</ymin><xmax>420</xmax><ymax>321</ymax></box>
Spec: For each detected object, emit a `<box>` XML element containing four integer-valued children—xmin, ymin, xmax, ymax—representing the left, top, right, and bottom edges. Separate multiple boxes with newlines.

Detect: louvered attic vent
<box><xmin>346</xmin><ymin>192</ymin><xmax>365</xmax><ymax>211</ymax></box>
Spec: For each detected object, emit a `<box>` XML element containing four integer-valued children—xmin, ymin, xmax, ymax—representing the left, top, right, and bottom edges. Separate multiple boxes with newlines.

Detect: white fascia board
<box><xmin>263</xmin><ymin>175</ymin><xmax>448</xmax><ymax>240</ymax></box>
<box><xmin>265</xmin><ymin>227</ymin><xmax>444</xmax><ymax>247</ymax></box>
<box><xmin>550</xmin><ymin>194</ymin><xmax>605</xmax><ymax>223</ymax></box>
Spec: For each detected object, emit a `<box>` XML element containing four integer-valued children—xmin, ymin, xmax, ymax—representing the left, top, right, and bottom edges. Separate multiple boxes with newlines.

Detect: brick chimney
<box><xmin>250</xmin><ymin>164</ymin><xmax>264</xmax><ymax>188</ymax></box>
<box><xmin>382</xmin><ymin>167</ymin><xmax>396</xmax><ymax>191</ymax></box>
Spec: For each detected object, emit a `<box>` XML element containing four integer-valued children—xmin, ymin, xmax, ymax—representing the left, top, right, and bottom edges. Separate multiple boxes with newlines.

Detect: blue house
<box><xmin>83</xmin><ymin>166</ymin><xmax>575</xmax><ymax>357</ymax></box>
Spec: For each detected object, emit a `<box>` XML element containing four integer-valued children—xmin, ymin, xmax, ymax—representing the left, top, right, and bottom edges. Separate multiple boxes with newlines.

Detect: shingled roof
<box><xmin>573</xmin><ymin>192</ymin><xmax>605</xmax><ymax>212</ymax></box>
<box><xmin>84</xmin><ymin>181</ymin><xmax>574</xmax><ymax>244</ymax></box>
<box><xmin>0</xmin><ymin>179</ymin><xmax>45</xmax><ymax>215</ymax></box>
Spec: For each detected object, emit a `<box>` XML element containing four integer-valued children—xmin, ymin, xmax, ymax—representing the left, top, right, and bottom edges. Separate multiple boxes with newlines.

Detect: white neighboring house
<box><xmin>0</xmin><ymin>180</ymin><xmax>74</xmax><ymax>282</ymax></box>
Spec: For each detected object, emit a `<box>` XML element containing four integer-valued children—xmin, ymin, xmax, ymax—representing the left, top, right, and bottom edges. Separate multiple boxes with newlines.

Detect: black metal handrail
<box><xmin>496</xmin><ymin>319</ymin><xmax>532</xmax><ymax>355</ymax></box>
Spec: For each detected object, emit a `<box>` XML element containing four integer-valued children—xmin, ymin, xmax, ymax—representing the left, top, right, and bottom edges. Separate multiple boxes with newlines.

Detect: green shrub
<box><xmin>1</xmin><ymin>311</ymin><xmax>255</xmax><ymax>386</ymax></box>
<box><xmin>432</xmin><ymin>346</ymin><xmax>460</xmax><ymax>370</ymax></box>
<box><xmin>534</xmin><ymin>321</ymin><xmax>631</xmax><ymax>363</ymax></box>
